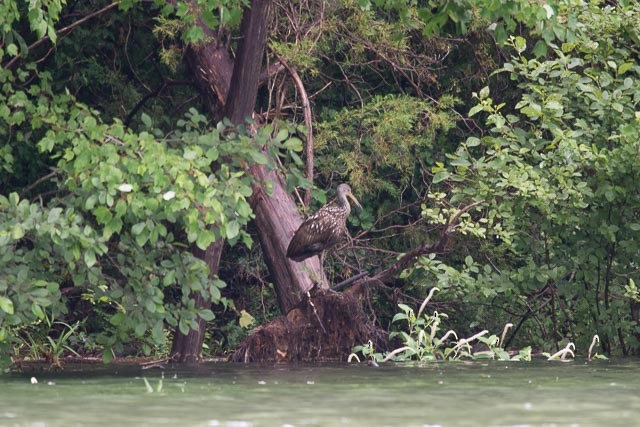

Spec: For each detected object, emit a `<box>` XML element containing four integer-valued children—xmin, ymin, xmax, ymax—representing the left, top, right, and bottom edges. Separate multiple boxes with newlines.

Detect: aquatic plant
<box><xmin>545</xmin><ymin>343</ymin><xmax>575</xmax><ymax>361</ymax></box>
<box><xmin>142</xmin><ymin>377</ymin><xmax>163</xmax><ymax>393</ymax></box>
<box><xmin>351</xmin><ymin>289</ymin><xmax>533</xmax><ymax>363</ymax></box>
<box><xmin>587</xmin><ymin>335</ymin><xmax>607</xmax><ymax>361</ymax></box>
<box><xmin>15</xmin><ymin>313</ymin><xmax>81</xmax><ymax>368</ymax></box>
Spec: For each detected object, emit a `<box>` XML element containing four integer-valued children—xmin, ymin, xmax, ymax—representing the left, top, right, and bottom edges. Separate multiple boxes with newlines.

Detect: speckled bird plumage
<box><xmin>287</xmin><ymin>184</ymin><xmax>361</xmax><ymax>262</ymax></box>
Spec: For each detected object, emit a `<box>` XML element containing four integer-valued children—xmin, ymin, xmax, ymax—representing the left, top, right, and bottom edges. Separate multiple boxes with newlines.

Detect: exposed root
<box><xmin>230</xmin><ymin>287</ymin><xmax>386</xmax><ymax>363</ymax></box>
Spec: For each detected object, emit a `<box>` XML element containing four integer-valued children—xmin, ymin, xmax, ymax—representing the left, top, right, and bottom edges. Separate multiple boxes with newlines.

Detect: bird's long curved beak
<box><xmin>348</xmin><ymin>193</ymin><xmax>362</xmax><ymax>211</ymax></box>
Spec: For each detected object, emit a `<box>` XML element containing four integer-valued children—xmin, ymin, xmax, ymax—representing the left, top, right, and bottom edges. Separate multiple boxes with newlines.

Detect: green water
<box><xmin>1</xmin><ymin>360</ymin><xmax>639</xmax><ymax>427</ymax></box>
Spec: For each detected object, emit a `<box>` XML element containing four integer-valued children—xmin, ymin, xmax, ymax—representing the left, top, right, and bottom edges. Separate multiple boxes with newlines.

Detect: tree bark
<box><xmin>250</xmin><ymin>163</ymin><xmax>327</xmax><ymax>312</ymax></box>
<box><xmin>225</xmin><ymin>0</ymin><xmax>326</xmax><ymax>313</ymax></box>
<box><xmin>187</xmin><ymin>43</ymin><xmax>234</xmax><ymax>121</ymax></box>
<box><xmin>168</xmin><ymin>3</ymin><xmax>233</xmax><ymax>363</ymax></box>
<box><xmin>170</xmin><ymin>240</ymin><xmax>224</xmax><ymax>362</ymax></box>
<box><xmin>172</xmin><ymin>0</ymin><xmax>326</xmax><ymax>360</ymax></box>
<box><xmin>224</xmin><ymin>0</ymin><xmax>270</xmax><ymax>125</ymax></box>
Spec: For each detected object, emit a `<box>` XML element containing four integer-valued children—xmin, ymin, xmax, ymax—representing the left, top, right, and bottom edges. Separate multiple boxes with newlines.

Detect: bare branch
<box><xmin>366</xmin><ymin>200</ymin><xmax>485</xmax><ymax>284</ymax></box>
<box><xmin>273</xmin><ymin>52</ymin><xmax>314</xmax><ymax>206</ymax></box>
<box><xmin>4</xmin><ymin>2</ymin><xmax>122</xmax><ymax>70</ymax></box>
<box><xmin>20</xmin><ymin>169</ymin><xmax>60</xmax><ymax>198</ymax></box>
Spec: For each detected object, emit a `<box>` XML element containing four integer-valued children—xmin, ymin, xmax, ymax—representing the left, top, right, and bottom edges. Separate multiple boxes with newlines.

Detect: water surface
<box><xmin>1</xmin><ymin>360</ymin><xmax>639</xmax><ymax>426</ymax></box>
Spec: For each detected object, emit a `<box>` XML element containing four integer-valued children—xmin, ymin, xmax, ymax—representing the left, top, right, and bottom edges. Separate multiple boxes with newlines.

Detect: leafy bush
<box><xmin>424</xmin><ymin>1</ymin><xmax>640</xmax><ymax>354</ymax></box>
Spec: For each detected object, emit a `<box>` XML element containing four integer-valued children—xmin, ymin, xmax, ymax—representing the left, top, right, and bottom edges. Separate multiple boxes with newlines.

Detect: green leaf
<box><xmin>532</xmin><ymin>40</ymin><xmax>547</xmax><ymax>58</ymax></box>
<box><xmin>545</xmin><ymin>101</ymin><xmax>563</xmax><ymax>110</ymax></box>
<box><xmin>0</xmin><ymin>296</ymin><xmax>14</xmax><ymax>315</ymax></box>
<box><xmin>196</xmin><ymin>230</ymin><xmax>215</xmax><ymax>250</ymax></box>
<box><xmin>392</xmin><ymin>312</ymin><xmax>408</xmax><ymax>323</ymax></box>
<box><xmin>604</xmin><ymin>189</ymin><xmax>616</xmax><ymax>202</ymax></box>
<box><xmin>183</xmin><ymin>149</ymin><xmax>198</xmax><ymax>160</ymax></box>
<box><xmin>178</xmin><ymin>318</ymin><xmax>190</xmax><ymax>335</ymax></box>
<box><xmin>199</xmin><ymin>309</ymin><xmax>215</xmax><ymax>321</ymax></box>
<box><xmin>275</xmin><ymin>129</ymin><xmax>289</xmax><ymax>142</ymax></box>
<box><xmin>102</xmin><ymin>349</ymin><xmax>114</xmax><ymax>364</ymax></box>
<box><xmin>466</xmin><ymin>137</ymin><xmax>481</xmax><ymax>147</ymax></box>
<box><xmin>250</xmin><ymin>151</ymin><xmax>268</xmax><ymax>165</ymax></box>
<box><xmin>131</xmin><ymin>222</ymin><xmax>145</xmax><ymax>235</ymax></box>
<box><xmin>85</xmin><ymin>194</ymin><xmax>97</xmax><ymax>210</ymax></box>
<box><xmin>84</xmin><ymin>249</ymin><xmax>97</xmax><ymax>268</ymax></box>
<box><xmin>11</xmin><ymin>224</ymin><xmax>25</xmax><ymax>240</ymax></box>
<box><xmin>7</xmin><ymin>43</ymin><xmax>18</xmax><ymax>56</ymax></box>
<box><xmin>468</xmin><ymin>104</ymin><xmax>484</xmax><ymax>117</ymax></box>
<box><xmin>451</xmin><ymin>157</ymin><xmax>471</xmax><ymax>167</ymax></box>
<box><xmin>135</xmin><ymin>232</ymin><xmax>149</xmax><ymax>247</ymax></box>
<box><xmin>94</xmin><ymin>206</ymin><xmax>112</xmax><ymax>225</ymax></box>
<box><xmin>520</xmin><ymin>105</ymin><xmax>542</xmax><ymax>118</ymax></box>
<box><xmin>397</xmin><ymin>303</ymin><xmax>413</xmax><ymax>314</ymax></box>
<box><xmin>206</xmin><ymin>147</ymin><xmax>219</xmax><ymax>162</ymax></box>
<box><xmin>183</xmin><ymin>25</ymin><xmax>205</xmax><ymax>43</ymax></box>
<box><xmin>617</xmin><ymin>62</ymin><xmax>634</xmax><ymax>75</ymax></box>
<box><xmin>225</xmin><ymin>221</ymin><xmax>240</xmax><ymax>239</ymax></box>
<box><xmin>163</xmin><ymin>270</ymin><xmax>176</xmax><ymax>287</ymax></box>
<box><xmin>110</xmin><ymin>312</ymin><xmax>126</xmax><ymax>326</ymax></box>
<box><xmin>514</xmin><ymin>36</ymin><xmax>527</xmax><ymax>54</ymax></box>
<box><xmin>284</xmin><ymin>137</ymin><xmax>303</xmax><ymax>151</ymax></box>
<box><xmin>175</xmin><ymin>1</ymin><xmax>189</xmax><ymax>17</ymax></box>
<box><xmin>209</xmin><ymin>283</ymin><xmax>222</xmax><ymax>302</ymax></box>
<box><xmin>31</xmin><ymin>303</ymin><xmax>45</xmax><ymax>320</ymax></box>
<box><xmin>47</xmin><ymin>208</ymin><xmax>63</xmax><ymax>224</ymax></box>
<box><xmin>200</xmin><ymin>8</ymin><xmax>217</xmax><ymax>29</ymax></box>
<box><xmin>432</xmin><ymin>171</ymin><xmax>450</xmax><ymax>184</ymax></box>
<box><xmin>238</xmin><ymin>310</ymin><xmax>254</xmax><ymax>328</ymax></box>
<box><xmin>479</xmin><ymin>86</ymin><xmax>490</xmax><ymax>100</ymax></box>
<box><xmin>134</xmin><ymin>322</ymin><xmax>146</xmax><ymax>337</ymax></box>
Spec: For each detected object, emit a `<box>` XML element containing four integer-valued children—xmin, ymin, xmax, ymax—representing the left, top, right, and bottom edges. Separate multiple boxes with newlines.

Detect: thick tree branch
<box><xmin>225</xmin><ymin>0</ymin><xmax>271</xmax><ymax>124</ymax></box>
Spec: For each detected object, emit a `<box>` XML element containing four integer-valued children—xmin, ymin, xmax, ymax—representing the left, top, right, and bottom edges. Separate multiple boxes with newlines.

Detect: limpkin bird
<box><xmin>287</xmin><ymin>183</ymin><xmax>362</xmax><ymax>263</ymax></box>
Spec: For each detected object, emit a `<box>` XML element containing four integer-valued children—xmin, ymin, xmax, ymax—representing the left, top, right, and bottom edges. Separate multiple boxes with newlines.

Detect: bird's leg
<box><xmin>318</xmin><ymin>251</ymin><xmax>327</xmax><ymax>285</ymax></box>
<box><xmin>306</xmin><ymin>291</ymin><xmax>327</xmax><ymax>334</ymax></box>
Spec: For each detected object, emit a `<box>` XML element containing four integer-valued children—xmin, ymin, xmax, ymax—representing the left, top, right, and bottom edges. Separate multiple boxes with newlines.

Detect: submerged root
<box><xmin>230</xmin><ymin>288</ymin><xmax>386</xmax><ymax>363</ymax></box>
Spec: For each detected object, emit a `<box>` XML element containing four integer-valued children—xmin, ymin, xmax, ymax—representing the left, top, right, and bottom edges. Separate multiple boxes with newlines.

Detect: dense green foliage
<box><xmin>425</xmin><ymin>3</ymin><xmax>640</xmax><ymax>355</ymax></box>
<box><xmin>1</xmin><ymin>0</ymin><xmax>639</xmax><ymax>367</ymax></box>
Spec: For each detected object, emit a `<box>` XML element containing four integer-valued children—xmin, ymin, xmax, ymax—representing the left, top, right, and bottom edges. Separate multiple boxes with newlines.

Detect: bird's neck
<box><xmin>336</xmin><ymin>195</ymin><xmax>351</xmax><ymax>216</ymax></box>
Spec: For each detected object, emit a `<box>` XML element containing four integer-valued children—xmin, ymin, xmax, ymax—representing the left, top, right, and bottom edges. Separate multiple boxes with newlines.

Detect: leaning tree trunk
<box><xmin>171</xmin><ymin>0</ymin><xmax>326</xmax><ymax>361</ymax></box>
<box><xmin>249</xmin><ymin>163</ymin><xmax>327</xmax><ymax>311</ymax></box>
<box><xmin>184</xmin><ymin>0</ymin><xmax>326</xmax><ymax>313</ymax></box>
<box><xmin>223</xmin><ymin>0</ymin><xmax>382</xmax><ymax>361</ymax></box>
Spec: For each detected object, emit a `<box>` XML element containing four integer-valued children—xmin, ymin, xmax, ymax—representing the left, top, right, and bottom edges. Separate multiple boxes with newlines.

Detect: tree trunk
<box><xmin>168</xmin><ymin>3</ymin><xmax>233</xmax><ymax>363</ymax></box>
<box><xmin>224</xmin><ymin>0</ymin><xmax>327</xmax><ymax>313</ymax></box>
<box><xmin>171</xmin><ymin>0</ymin><xmax>326</xmax><ymax>360</ymax></box>
<box><xmin>249</xmin><ymin>163</ymin><xmax>327</xmax><ymax>312</ymax></box>
<box><xmin>170</xmin><ymin>240</ymin><xmax>224</xmax><ymax>362</ymax></box>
